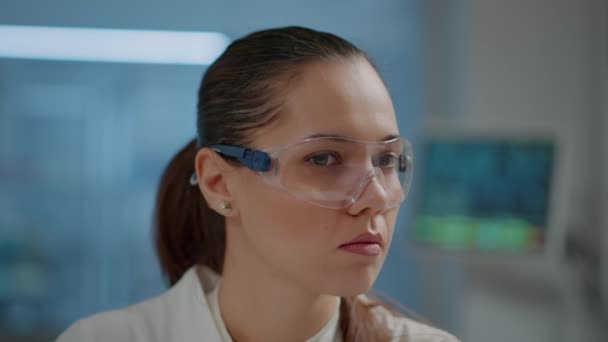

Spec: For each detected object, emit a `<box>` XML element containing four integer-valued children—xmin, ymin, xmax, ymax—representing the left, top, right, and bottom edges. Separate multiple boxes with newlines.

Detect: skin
<box><xmin>195</xmin><ymin>57</ymin><xmax>401</xmax><ymax>341</ymax></box>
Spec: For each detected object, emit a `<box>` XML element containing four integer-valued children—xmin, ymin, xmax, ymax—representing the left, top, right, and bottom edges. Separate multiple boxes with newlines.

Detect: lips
<box><xmin>341</xmin><ymin>232</ymin><xmax>382</xmax><ymax>246</ymax></box>
<box><xmin>339</xmin><ymin>232</ymin><xmax>383</xmax><ymax>256</ymax></box>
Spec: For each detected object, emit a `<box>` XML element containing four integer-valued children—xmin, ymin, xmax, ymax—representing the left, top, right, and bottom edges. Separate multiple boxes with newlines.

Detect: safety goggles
<box><xmin>194</xmin><ymin>136</ymin><xmax>414</xmax><ymax>210</ymax></box>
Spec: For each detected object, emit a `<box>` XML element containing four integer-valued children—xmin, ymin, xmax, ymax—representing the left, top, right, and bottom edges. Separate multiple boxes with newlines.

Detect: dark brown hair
<box><xmin>155</xmin><ymin>26</ymin><xmax>399</xmax><ymax>341</ymax></box>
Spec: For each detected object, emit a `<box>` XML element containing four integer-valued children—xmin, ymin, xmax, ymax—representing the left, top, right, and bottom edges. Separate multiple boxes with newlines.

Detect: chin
<box><xmin>324</xmin><ymin>265</ymin><xmax>381</xmax><ymax>297</ymax></box>
<box><xmin>337</xmin><ymin>282</ymin><xmax>375</xmax><ymax>297</ymax></box>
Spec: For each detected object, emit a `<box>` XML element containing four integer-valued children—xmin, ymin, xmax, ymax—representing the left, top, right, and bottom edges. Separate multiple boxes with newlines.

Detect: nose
<box><xmin>346</xmin><ymin>167</ymin><xmax>391</xmax><ymax>216</ymax></box>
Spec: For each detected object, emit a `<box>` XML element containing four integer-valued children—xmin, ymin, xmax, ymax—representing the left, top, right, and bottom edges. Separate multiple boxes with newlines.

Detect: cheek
<box><xmin>234</xmin><ymin>172</ymin><xmax>338</xmax><ymax>255</ymax></box>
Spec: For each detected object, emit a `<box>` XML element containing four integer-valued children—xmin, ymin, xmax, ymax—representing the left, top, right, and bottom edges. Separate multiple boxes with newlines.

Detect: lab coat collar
<box><xmin>162</xmin><ymin>265</ymin><xmax>224</xmax><ymax>341</ymax></box>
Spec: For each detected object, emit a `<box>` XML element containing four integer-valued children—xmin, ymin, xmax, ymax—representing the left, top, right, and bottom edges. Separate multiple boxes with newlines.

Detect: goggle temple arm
<box><xmin>211</xmin><ymin>144</ymin><xmax>272</xmax><ymax>172</ymax></box>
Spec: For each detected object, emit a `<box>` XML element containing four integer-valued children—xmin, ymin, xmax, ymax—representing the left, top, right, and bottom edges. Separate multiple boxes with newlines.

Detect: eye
<box><xmin>306</xmin><ymin>152</ymin><xmax>340</xmax><ymax>166</ymax></box>
<box><xmin>375</xmin><ymin>153</ymin><xmax>398</xmax><ymax>167</ymax></box>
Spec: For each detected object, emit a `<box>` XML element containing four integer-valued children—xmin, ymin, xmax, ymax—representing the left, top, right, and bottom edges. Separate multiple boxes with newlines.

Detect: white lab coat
<box><xmin>56</xmin><ymin>265</ymin><xmax>459</xmax><ymax>342</ymax></box>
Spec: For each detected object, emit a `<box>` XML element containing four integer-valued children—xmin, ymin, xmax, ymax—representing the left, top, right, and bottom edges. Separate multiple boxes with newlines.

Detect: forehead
<box><xmin>252</xmin><ymin>58</ymin><xmax>398</xmax><ymax>149</ymax></box>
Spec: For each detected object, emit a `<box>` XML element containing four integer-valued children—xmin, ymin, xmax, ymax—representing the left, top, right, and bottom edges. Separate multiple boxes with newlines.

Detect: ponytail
<box><xmin>154</xmin><ymin>139</ymin><xmax>225</xmax><ymax>285</ymax></box>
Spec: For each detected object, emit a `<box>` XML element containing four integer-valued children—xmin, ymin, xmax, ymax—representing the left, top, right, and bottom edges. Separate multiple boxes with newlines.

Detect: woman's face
<box><xmin>227</xmin><ymin>57</ymin><xmax>401</xmax><ymax>296</ymax></box>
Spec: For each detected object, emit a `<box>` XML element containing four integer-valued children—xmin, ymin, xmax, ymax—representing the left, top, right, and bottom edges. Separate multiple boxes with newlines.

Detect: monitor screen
<box><xmin>413</xmin><ymin>138</ymin><xmax>556</xmax><ymax>253</ymax></box>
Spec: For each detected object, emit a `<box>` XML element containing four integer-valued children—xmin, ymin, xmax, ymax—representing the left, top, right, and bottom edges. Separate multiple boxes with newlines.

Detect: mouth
<box><xmin>339</xmin><ymin>232</ymin><xmax>383</xmax><ymax>256</ymax></box>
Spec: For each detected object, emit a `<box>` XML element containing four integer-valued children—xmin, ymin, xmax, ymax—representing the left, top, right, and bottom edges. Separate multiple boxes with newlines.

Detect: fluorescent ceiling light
<box><xmin>0</xmin><ymin>25</ymin><xmax>230</xmax><ymax>65</ymax></box>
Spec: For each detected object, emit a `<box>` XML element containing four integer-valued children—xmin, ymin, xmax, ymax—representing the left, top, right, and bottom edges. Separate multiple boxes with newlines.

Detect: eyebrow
<box><xmin>304</xmin><ymin>133</ymin><xmax>401</xmax><ymax>142</ymax></box>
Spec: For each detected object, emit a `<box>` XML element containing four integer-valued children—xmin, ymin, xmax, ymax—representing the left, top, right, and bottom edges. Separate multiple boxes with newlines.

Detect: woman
<box><xmin>57</xmin><ymin>26</ymin><xmax>459</xmax><ymax>342</ymax></box>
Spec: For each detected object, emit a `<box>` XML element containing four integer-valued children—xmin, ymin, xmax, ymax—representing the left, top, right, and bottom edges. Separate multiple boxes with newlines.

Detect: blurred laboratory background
<box><xmin>1</xmin><ymin>0</ymin><xmax>606</xmax><ymax>341</ymax></box>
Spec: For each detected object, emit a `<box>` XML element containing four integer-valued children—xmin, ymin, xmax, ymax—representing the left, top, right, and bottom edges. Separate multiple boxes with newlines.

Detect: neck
<box><xmin>218</xmin><ymin>223</ymin><xmax>340</xmax><ymax>342</ymax></box>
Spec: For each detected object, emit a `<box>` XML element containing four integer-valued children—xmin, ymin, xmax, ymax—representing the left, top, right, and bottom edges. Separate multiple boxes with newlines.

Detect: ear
<box><xmin>194</xmin><ymin>148</ymin><xmax>238</xmax><ymax>216</ymax></box>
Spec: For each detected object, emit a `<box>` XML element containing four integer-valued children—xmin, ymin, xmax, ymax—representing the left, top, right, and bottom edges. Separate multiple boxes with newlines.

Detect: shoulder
<box><xmin>368</xmin><ymin>301</ymin><xmax>461</xmax><ymax>342</ymax></box>
<box><xmin>55</xmin><ymin>266</ymin><xmax>220</xmax><ymax>342</ymax></box>
<box><xmin>55</xmin><ymin>291</ymin><xmax>172</xmax><ymax>342</ymax></box>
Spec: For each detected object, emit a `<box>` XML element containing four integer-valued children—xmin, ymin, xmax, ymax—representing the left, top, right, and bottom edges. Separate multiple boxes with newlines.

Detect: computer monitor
<box><xmin>412</xmin><ymin>135</ymin><xmax>557</xmax><ymax>255</ymax></box>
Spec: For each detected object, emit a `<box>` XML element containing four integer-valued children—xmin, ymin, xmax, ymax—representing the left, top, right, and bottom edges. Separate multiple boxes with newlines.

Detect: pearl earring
<box><xmin>219</xmin><ymin>201</ymin><xmax>232</xmax><ymax>215</ymax></box>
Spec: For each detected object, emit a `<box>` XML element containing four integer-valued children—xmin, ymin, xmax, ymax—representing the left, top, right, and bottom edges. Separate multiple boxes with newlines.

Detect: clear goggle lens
<box><xmin>260</xmin><ymin>137</ymin><xmax>413</xmax><ymax>209</ymax></box>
